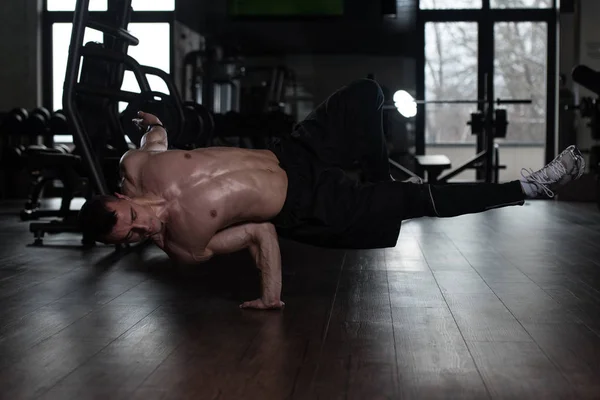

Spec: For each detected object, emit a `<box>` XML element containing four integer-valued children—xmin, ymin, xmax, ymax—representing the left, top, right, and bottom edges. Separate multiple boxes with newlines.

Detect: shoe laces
<box><xmin>520</xmin><ymin>159</ymin><xmax>567</xmax><ymax>198</ymax></box>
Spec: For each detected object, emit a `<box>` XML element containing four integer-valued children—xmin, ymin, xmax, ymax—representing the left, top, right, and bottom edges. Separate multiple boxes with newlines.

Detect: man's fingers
<box><xmin>137</xmin><ymin>110</ymin><xmax>161</xmax><ymax>125</ymax></box>
<box><xmin>239</xmin><ymin>299</ymin><xmax>285</xmax><ymax>310</ymax></box>
<box><xmin>239</xmin><ymin>300</ymin><xmax>264</xmax><ymax>309</ymax></box>
<box><xmin>131</xmin><ymin>118</ymin><xmax>145</xmax><ymax>131</ymax></box>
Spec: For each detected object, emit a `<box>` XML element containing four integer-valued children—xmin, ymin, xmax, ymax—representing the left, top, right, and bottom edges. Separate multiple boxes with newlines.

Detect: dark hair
<box><xmin>77</xmin><ymin>195</ymin><xmax>119</xmax><ymax>242</ymax></box>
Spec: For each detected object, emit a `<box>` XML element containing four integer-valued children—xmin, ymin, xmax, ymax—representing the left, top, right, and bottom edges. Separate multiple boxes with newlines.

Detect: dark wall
<box><xmin>176</xmin><ymin>0</ymin><xmax>418</xmax><ymax>56</ymax></box>
<box><xmin>0</xmin><ymin>0</ymin><xmax>41</xmax><ymax>110</ymax></box>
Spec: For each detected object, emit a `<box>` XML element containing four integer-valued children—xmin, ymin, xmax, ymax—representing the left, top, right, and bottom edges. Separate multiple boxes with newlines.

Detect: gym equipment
<box><xmin>182</xmin><ymin>45</ymin><xmax>245</xmax><ymax>114</ymax></box>
<box><xmin>0</xmin><ymin>108</ymin><xmax>29</xmax><ymax>198</ymax></box>
<box><xmin>49</xmin><ymin>110</ymin><xmax>70</xmax><ymax>149</ymax></box>
<box><xmin>28</xmin><ymin>0</ymin><xmax>143</xmax><ymax>246</ymax></box>
<box><xmin>26</xmin><ymin>0</ymin><xmax>215</xmax><ymax>246</ymax></box>
<box><xmin>566</xmin><ymin>95</ymin><xmax>600</xmax><ymax>140</ymax></box>
<box><xmin>183</xmin><ymin>47</ymin><xmax>298</xmax><ymax>149</ymax></box>
<box><xmin>1</xmin><ymin>108</ymin><xmax>29</xmax><ymax>149</ymax></box>
<box><xmin>24</xmin><ymin>107</ymin><xmax>51</xmax><ymax>147</ymax></box>
<box><xmin>183</xmin><ymin>102</ymin><xmax>215</xmax><ymax>148</ymax></box>
<box><xmin>571</xmin><ymin>64</ymin><xmax>600</xmax><ymax>210</ymax></box>
<box><xmin>386</xmin><ymin>75</ymin><xmax>532</xmax><ymax>183</ymax></box>
<box><xmin>120</xmin><ymin>91</ymin><xmax>183</xmax><ymax>147</ymax></box>
<box><xmin>412</xmin><ymin>155</ymin><xmax>451</xmax><ymax>183</ymax></box>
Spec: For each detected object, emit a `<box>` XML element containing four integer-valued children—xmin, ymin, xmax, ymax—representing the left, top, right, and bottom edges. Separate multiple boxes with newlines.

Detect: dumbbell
<box><xmin>121</xmin><ymin>92</ymin><xmax>183</xmax><ymax>148</ymax></box>
<box><xmin>0</xmin><ymin>108</ymin><xmax>29</xmax><ymax>166</ymax></box>
<box><xmin>49</xmin><ymin>110</ymin><xmax>71</xmax><ymax>151</ymax></box>
<box><xmin>1</xmin><ymin>108</ymin><xmax>28</xmax><ymax>144</ymax></box>
<box><xmin>182</xmin><ymin>102</ymin><xmax>215</xmax><ymax>148</ymax></box>
<box><xmin>24</xmin><ymin>107</ymin><xmax>51</xmax><ymax>146</ymax></box>
<box><xmin>50</xmin><ymin>110</ymin><xmax>69</xmax><ymax>135</ymax></box>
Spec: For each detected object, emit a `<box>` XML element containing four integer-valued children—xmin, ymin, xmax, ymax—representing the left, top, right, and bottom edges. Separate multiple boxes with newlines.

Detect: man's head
<box><xmin>78</xmin><ymin>193</ymin><xmax>162</xmax><ymax>244</ymax></box>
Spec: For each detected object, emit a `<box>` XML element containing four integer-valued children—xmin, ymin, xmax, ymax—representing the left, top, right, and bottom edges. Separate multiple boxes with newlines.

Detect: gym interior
<box><xmin>1</xmin><ymin>0</ymin><xmax>600</xmax><ymax>398</ymax></box>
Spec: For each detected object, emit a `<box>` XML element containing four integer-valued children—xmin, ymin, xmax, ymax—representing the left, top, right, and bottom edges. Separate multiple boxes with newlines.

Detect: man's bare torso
<box><xmin>119</xmin><ymin>146</ymin><xmax>288</xmax><ymax>260</ymax></box>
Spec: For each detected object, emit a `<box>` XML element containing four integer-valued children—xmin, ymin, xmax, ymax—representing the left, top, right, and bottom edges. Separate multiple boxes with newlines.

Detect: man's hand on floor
<box><xmin>240</xmin><ymin>298</ymin><xmax>285</xmax><ymax>310</ymax></box>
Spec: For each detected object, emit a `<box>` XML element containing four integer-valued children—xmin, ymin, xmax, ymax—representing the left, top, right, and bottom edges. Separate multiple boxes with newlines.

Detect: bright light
<box><xmin>393</xmin><ymin>90</ymin><xmax>417</xmax><ymax>118</ymax></box>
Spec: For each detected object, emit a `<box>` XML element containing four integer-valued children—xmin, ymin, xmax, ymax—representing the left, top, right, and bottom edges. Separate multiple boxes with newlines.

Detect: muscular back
<box><xmin>120</xmin><ymin>146</ymin><xmax>288</xmax><ymax>258</ymax></box>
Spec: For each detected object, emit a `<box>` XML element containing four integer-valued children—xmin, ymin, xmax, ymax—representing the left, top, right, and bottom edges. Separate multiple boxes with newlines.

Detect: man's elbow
<box><xmin>250</xmin><ymin>222</ymin><xmax>277</xmax><ymax>239</ymax></box>
<box><xmin>168</xmin><ymin>250</ymin><xmax>213</xmax><ymax>264</ymax></box>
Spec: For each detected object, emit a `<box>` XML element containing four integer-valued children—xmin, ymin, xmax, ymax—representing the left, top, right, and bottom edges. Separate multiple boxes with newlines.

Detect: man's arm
<box><xmin>134</xmin><ymin>111</ymin><xmax>168</xmax><ymax>152</ymax></box>
<box><xmin>205</xmin><ymin>222</ymin><xmax>284</xmax><ymax>310</ymax></box>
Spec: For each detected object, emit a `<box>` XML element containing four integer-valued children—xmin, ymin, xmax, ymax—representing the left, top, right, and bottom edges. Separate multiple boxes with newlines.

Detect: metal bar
<box><xmin>494</xmin><ymin>143</ymin><xmax>500</xmax><ymax>183</ymax></box>
<box><xmin>141</xmin><ymin>65</ymin><xmax>182</xmax><ymax>99</ymax></box>
<box><xmin>87</xmin><ymin>20</ymin><xmax>139</xmax><ymax>45</ymax></box>
<box><xmin>383</xmin><ymin>98</ymin><xmax>532</xmax><ymax>107</ymax></box>
<box><xmin>476</xmin><ymin>17</ymin><xmax>486</xmax><ymax>181</ymax></box>
<box><xmin>388</xmin><ymin>158</ymin><xmax>421</xmax><ymax>179</ymax></box>
<box><xmin>63</xmin><ymin>0</ymin><xmax>108</xmax><ymax>195</ymax></box>
<box><xmin>484</xmin><ymin>73</ymin><xmax>495</xmax><ymax>183</ymax></box>
<box><xmin>546</xmin><ymin>12</ymin><xmax>558</xmax><ymax>163</ymax></box>
<box><xmin>81</xmin><ymin>46</ymin><xmax>151</xmax><ymax>92</ymax></box>
<box><xmin>42</xmin><ymin>13</ymin><xmax>54</xmax><ymax>109</ymax></box>
<box><xmin>496</xmin><ymin>99</ymin><xmax>533</xmax><ymax>104</ymax></box>
<box><xmin>437</xmin><ymin>150</ymin><xmax>488</xmax><ymax>182</ymax></box>
<box><xmin>415</xmin><ymin>10</ymin><xmax>425</xmax><ymax>156</ymax></box>
<box><xmin>75</xmin><ymin>84</ymin><xmax>140</xmax><ymax>101</ymax></box>
<box><xmin>139</xmin><ymin>65</ymin><xmax>185</xmax><ymax>136</ymax></box>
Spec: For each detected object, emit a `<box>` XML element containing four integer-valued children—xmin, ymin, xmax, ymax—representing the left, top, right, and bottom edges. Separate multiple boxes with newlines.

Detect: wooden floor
<box><xmin>1</xmin><ymin>199</ymin><xmax>600</xmax><ymax>399</ymax></box>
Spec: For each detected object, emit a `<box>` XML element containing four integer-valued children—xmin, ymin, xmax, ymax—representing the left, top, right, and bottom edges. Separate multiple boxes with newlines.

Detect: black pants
<box><xmin>270</xmin><ymin>79</ymin><xmax>526</xmax><ymax>249</ymax></box>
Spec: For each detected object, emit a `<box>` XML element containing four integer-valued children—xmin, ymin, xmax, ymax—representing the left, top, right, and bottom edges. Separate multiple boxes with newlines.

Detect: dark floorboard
<box><xmin>1</xmin><ymin>199</ymin><xmax>600</xmax><ymax>399</ymax></box>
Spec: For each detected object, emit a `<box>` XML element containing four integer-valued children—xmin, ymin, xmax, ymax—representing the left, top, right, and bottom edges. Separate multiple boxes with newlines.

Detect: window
<box><xmin>47</xmin><ymin>0</ymin><xmax>174</xmax><ymax>11</ymax></box>
<box><xmin>51</xmin><ymin>22</ymin><xmax>171</xmax><ymax>110</ymax></box>
<box><xmin>494</xmin><ymin>22</ymin><xmax>548</xmax><ymax>143</ymax></box>
<box><xmin>420</xmin><ymin>0</ymin><xmax>482</xmax><ymax>10</ymax></box>
<box><xmin>52</xmin><ymin>24</ymin><xmax>104</xmax><ymax>110</ymax></box>
<box><xmin>47</xmin><ymin>0</ymin><xmax>107</xmax><ymax>11</ymax></box>
<box><xmin>120</xmin><ymin>23</ymin><xmax>171</xmax><ymax>96</ymax></box>
<box><xmin>425</xmin><ymin>22</ymin><xmax>478</xmax><ymax>144</ymax></box>
<box><xmin>47</xmin><ymin>1</ymin><xmax>175</xmax><ymax>144</ymax></box>
<box><xmin>491</xmin><ymin>0</ymin><xmax>552</xmax><ymax>8</ymax></box>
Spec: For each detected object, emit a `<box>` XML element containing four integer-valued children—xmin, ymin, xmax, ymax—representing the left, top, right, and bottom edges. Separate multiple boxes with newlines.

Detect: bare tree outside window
<box><xmin>420</xmin><ymin>0</ymin><xmax>552</xmax><ymax>9</ymax></box>
<box><xmin>494</xmin><ymin>22</ymin><xmax>548</xmax><ymax>143</ymax></box>
<box><xmin>420</xmin><ymin>0</ymin><xmax>481</xmax><ymax>9</ymax></box>
<box><xmin>424</xmin><ymin>19</ymin><xmax>547</xmax><ymax>144</ymax></box>
<box><xmin>491</xmin><ymin>0</ymin><xmax>552</xmax><ymax>8</ymax></box>
<box><xmin>425</xmin><ymin>22</ymin><xmax>478</xmax><ymax>144</ymax></box>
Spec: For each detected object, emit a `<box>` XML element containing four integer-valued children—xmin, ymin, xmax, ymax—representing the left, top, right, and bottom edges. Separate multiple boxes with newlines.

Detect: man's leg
<box><xmin>292</xmin><ymin>79</ymin><xmax>391</xmax><ymax>182</ymax></box>
<box><xmin>331</xmin><ymin>145</ymin><xmax>585</xmax><ymax>249</ymax></box>
<box><xmin>399</xmin><ymin>181</ymin><xmax>526</xmax><ymax>220</ymax></box>
<box><xmin>401</xmin><ymin>145</ymin><xmax>585</xmax><ymax>219</ymax></box>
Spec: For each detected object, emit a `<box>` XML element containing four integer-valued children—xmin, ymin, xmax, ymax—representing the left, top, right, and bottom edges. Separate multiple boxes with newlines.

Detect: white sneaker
<box><xmin>520</xmin><ymin>145</ymin><xmax>585</xmax><ymax>198</ymax></box>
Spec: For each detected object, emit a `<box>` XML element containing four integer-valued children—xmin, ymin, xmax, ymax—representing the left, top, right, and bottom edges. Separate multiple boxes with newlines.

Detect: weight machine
<box><xmin>387</xmin><ymin>73</ymin><xmax>532</xmax><ymax>184</ymax></box>
<box><xmin>26</xmin><ymin>0</ymin><xmax>212</xmax><ymax>246</ymax></box>
<box><xmin>571</xmin><ymin>64</ymin><xmax>600</xmax><ymax>209</ymax></box>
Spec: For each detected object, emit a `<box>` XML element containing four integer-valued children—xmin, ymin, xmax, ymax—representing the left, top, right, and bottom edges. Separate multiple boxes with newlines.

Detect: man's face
<box><xmin>104</xmin><ymin>198</ymin><xmax>162</xmax><ymax>243</ymax></box>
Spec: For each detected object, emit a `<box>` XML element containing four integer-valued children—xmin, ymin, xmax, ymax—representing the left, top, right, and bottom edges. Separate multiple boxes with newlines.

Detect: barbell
<box><xmin>383</xmin><ymin>98</ymin><xmax>532</xmax><ymax>108</ymax></box>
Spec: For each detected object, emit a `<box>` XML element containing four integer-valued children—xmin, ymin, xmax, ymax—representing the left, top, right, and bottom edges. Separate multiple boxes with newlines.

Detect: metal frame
<box><xmin>415</xmin><ymin>0</ymin><xmax>559</xmax><ymax>179</ymax></box>
<box><xmin>41</xmin><ymin>0</ymin><xmax>176</xmax><ymax>112</ymax></box>
<box><xmin>31</xmin><ymin>0</ymin><xmax>181</xmax><ymax>247</ymax></box>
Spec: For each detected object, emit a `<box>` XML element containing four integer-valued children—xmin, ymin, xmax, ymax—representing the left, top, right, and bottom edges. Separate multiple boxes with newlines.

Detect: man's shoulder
<box><xmin>119</xmin><ymin>148</ymin><xmax>155</xmax><ymax>171</ymax></box>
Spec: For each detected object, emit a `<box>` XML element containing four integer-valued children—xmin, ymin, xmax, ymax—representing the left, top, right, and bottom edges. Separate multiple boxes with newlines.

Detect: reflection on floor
<box><xmin>1</xmin><ymin>200</ymin><xmax>600</xmax><ymax>399</ymax></box>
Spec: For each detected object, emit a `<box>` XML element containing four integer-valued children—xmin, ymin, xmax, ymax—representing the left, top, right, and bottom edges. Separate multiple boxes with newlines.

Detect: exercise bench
<box><xmin>415</xmin><ymin>155</ymin><xmax>452</xmax><ymax>183</ymax></box>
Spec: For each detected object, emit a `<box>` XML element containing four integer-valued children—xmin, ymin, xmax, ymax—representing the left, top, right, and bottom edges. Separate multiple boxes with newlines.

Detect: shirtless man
<box><xmin>77</xmin><ymin>79</ymin><xmax>585</xmax><ymax>310</ymax></box>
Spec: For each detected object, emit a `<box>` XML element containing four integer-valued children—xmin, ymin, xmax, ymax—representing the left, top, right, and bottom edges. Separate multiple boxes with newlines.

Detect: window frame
<box><xmin>415</xmin><ymin>0</ymin><xmax>559</xmax><ymax>165</ymax></box>
<box><xmin>42</xmin><ymin>0</ymin><xmax>176</xmax><ymax>111</ymax></box>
